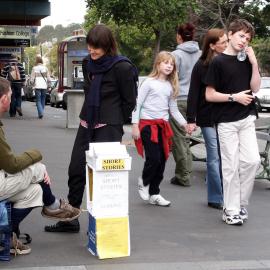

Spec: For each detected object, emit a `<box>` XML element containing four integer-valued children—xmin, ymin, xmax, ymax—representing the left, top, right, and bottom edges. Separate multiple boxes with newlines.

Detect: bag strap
<box><xmin>40</xmin><ymin>71</ymin><xmax>47</xmax><ymax>83</ymax></box>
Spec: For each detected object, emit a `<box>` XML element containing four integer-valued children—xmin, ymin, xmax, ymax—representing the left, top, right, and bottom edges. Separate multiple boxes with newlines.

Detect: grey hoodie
<box><xmin>172</xmin><ymin>41</ymin><xmax>201</xmax><ymax>100</ymax></box>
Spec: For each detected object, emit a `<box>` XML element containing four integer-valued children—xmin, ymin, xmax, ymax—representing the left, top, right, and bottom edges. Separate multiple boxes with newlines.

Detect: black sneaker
<box><xmin>16</xmin><ymin>107</ymin><xmax>23</xmax><ymax>116</ymax></box>
<box><xmin>44</xmin><ymin>219</ymin><xmax>80</xmax><ymax>233</ymax></box>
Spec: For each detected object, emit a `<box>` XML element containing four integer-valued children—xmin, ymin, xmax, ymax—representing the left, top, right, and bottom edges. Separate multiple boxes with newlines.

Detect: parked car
<box><xmin>254</xmin><ymin>77</ymin><xmax>270</xmax><ymax>112</ymax></box>
<box><xmin>24</xmin><ymin>77</ymin><xmax>58</xmax><ymax>104</ymax></box>
<box><xmin>48</xmin><ymin>79</ymin><xmax>61</xmax><ymax>106</ymax></box>
<box><xmin>24</xmin><ymin>77</ymin><xmax>35</xmax><ymax>101</ymax></box>
<box><xmin>62</xmin><ymin>91</ymin><xmax>67</xmax><ymax>110</ymax></box>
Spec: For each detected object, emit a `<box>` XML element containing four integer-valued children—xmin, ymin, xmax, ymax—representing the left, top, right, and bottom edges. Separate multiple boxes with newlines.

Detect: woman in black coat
<box><xmin>187</xmin><ymin>29</ymin><xmax>227</xmax><ymax>210</ymax></box>
<box><xmin>45</xmin><ymin>24</ymin><xmax>137</xmax><ymax>232</ymax></box>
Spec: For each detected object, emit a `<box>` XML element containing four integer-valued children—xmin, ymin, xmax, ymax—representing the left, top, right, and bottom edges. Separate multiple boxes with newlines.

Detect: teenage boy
<box><xmin>0</xmin><ymin>78</ymin><xmax>81</xmax><ymax>255</ymax></box>
<box><xmin>205</xmin><ymin>19</ymin><xmax>261</xmax><ymax>226</ymax></box>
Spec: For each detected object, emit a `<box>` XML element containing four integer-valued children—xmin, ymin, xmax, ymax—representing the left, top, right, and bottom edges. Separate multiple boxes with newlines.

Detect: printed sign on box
<box><xmin>86</xmin><ymin>165</ymin><xmax>129</xmax><ymax>217</ymax></box>
<box><xmin>88</xmin><ymin>213</ymin><xmax>130</xmax><ymax>259</ymax></box>
<box><xmin>86</xmin><ymin>142</ymin><xmax>132</xmax><ymax>171</ymax></box>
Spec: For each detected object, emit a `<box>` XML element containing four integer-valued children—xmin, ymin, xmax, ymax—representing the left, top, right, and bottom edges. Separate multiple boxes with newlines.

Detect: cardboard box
<box><xmin>86</xmin><ymin>142</ymin><xmax>132</xmax><ymax>171</ymax></box>
<box><xmin>88</xmin><ymin>214</ymin><xmax>130</xmax><ymax>259</ymax></box>
<box><xmin>85</xmin><ymin>142</ymin><xmax>131</xmax><ymax>217</ymax></box>
<box><xmin>86</xmin><ymin>165</ymin><xmax>129</xmax><ymax>217</ymax></box>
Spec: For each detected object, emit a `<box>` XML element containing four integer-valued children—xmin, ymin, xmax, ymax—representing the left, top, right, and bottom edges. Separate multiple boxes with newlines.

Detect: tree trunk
<box><xmin>153</xmin><ymin>29</ymin><xmax>161</xmax><ymax>61</ymax></box>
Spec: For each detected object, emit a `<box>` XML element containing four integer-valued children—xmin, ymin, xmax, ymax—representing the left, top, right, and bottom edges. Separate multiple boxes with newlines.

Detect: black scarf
<box><xmin>86</xmin><ymin>54</ymin><xmax>132</xmax><ymax>128</ymax></box>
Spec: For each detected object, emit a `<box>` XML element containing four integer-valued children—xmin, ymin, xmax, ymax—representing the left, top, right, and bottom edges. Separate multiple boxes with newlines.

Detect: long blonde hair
<box><xmin>149</xmin><ymin>51</ymin><xmax>179</xmax><ymax>98</ymax></box>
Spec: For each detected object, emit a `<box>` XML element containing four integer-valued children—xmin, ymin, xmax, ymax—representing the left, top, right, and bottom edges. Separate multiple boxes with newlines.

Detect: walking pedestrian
<box><xmin>30</xmin><ymin>55</ymin><xmax>51</xmax><ymax>119</ymax></box>
<box><xmin>132</xmin><ymin>51</ymin><xmax>189</xmax><ymax>207</ymax></box>
<box><xmin>205</xmin><ymin>19</ymin><xmax>261</xmax><ymax>225</ymax></box>
<box><xmin>170</xmin><ymin>23</ymin><xmax>201</xmax><ymax>187</ymax></box>
<box><xmin>1</xmin><ymin>54</ymin><xmax>26</xmax><ymax>117</ymax></box>
<box><xmin>187</xmin><ymin>28</ymin><xmax>228</xmax><ymax>210</ymax></box>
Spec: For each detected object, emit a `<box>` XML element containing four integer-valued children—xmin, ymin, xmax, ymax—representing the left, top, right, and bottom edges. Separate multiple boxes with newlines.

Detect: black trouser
<box><xmin>141</xmin><ymin>126</ymin><xmax>166</xmax><ymax>195</ymax></box>
<box><xmin>67</xmin><ymin>124</ymin><xmax>123</xmax><ymax>208</ymax></box>
<box><xmin>9</xmin><ymin>83</ymin><xmax>22</xmax><ymax>116</ymax></box>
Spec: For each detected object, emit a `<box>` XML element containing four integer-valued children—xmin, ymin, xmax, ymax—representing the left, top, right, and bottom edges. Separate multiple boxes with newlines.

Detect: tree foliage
<box><xmin>194</xmin><ymin>0</ymin><xmax>270</xmax><ymax>37</ymax></box>
<box><xmin>36</xmin><ymin>23</ymin><xmax>83</xmax><ymax>44</ymax></box>
<box><xmin>83</xmin><ymin>0</ymin><xmax>270</xmax><ymax>74</ymax></box>
<box><xmin>253</xmin><ymin>38</ymin><xmax>270</xmax><ymax>75</ymax></box>
<box><xmin>23</xmin><ymin>46</ymin><xmax>39</xmax><ymax>75</ymax></box>
<box><xmin>86</xmin><ymin>0</ymin><xmax>197</xmax><ymax>57</ymax></box>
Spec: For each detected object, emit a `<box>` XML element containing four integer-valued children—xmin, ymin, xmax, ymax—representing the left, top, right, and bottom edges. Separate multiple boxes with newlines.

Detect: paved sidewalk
<box><xmin>1</xmin><ymin>102</ymin><xmax>270</xmax><ymax>270</ymax></box>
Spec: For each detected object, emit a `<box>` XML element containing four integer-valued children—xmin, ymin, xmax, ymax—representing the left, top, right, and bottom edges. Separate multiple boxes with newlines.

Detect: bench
<box><xmin>0</xmin><ymin>200</ymin><xmax>11</xmax><ymax>261</ymax></box>
<box><xmin>187</xmin><ymin>125</ymin><xmax>270</xmax><ymax>181</ymax></box>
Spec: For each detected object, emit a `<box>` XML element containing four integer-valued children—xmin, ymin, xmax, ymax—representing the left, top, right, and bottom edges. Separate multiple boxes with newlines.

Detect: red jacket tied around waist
<box><xmin>135</xmin><ymin>119</ymin><xmax>174</xmax><ymax>160</ymax></box>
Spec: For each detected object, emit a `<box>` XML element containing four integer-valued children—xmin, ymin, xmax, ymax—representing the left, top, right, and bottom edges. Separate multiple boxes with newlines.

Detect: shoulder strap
<box><xmin>40</xmin><ymin>71</ymin><xmax>47</xmax><ymax>83</ymax></box>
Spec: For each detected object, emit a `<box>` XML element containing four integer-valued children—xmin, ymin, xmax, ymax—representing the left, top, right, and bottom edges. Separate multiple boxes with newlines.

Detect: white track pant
<box><xmin>217</xmin><ymin>115</ymin><xmax>260</xmax><ymax>215</ymax></box>
<box><xmin>0</xmin><ymin>162</ymin><xmax>45</xmax><ymax>208</ymax></box>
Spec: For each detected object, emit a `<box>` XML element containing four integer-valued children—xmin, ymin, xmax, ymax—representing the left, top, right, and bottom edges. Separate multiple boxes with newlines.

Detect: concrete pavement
<box><xmin>1</xmin><ymin>101</ymin><xmax>270</xmax><ymax>270</ymax></box>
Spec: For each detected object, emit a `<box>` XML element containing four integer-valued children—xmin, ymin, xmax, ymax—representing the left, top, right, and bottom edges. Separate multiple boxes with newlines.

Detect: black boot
<box><xmin>44</xmin><ymin>219</ymin><xmax>80</xmax><ymax>233</ymax></box>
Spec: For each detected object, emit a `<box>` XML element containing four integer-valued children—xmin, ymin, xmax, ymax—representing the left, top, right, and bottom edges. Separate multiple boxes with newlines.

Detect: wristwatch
<box><xmin>228</xmin><ymin>94</ymin><xmax>234</xmax><ymax>102</ymax></box>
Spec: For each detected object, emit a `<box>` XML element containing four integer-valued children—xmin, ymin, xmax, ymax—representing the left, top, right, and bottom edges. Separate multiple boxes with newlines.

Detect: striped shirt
<box><xmin>1</xmin><ymin>62</ymin><xmax>26</xmax><ymax>84</ymax></box>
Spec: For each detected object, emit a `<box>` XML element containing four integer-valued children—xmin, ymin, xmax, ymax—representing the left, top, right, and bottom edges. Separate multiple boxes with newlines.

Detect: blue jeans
<box><xmin>201</xmin><ymin>127</ymin><xmax>223</xmax><ymax>204</ymax></box>
<box><xmin>35</xmin><ymin>89</ymin><xmax>46</xmax><ymax>117</ymax></box>
<box><xmin>9</xmin><ymin>83</ymin><xmax>22</xmax><ymax>116</ymax></box>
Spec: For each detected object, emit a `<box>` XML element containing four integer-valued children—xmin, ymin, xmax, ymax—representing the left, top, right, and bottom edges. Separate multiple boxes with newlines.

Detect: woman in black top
<box><xmin>187</xmin><ymin>29</ymin><xmax>227</xmax><ymax>209</ymax></box>
<box><xmin>45</xmin><ymin>24</ymin><xmax>137</xmax><ymax>232</ymax></box>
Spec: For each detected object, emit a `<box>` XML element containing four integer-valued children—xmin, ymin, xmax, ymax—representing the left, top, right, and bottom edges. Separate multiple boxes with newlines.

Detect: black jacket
<box><xmin>187</xmin><ymin>59</ymin><xmax>214</xmax><ymax>127</ymax></box>
<box><xmin>79</xmin><ymin>56</ymin><xmax>137</xmax><ymax>125</ymax></box>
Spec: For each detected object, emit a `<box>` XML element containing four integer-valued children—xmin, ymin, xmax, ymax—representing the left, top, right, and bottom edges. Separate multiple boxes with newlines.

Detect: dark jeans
<box><xmin>11</xmin><ymin>181</ymin><xmax>55</xmax><ymax>234</ymax></box>
<box><xmin>141</xmin><ymin>126</ymin><xmax>166</xmax><ymax>195</ymax></box>
<box><xmin>9</xmin><ymin>83</ymin><xmax>22</xmax><ymax>116</ymax></box>
<box><xmin>67</xmin><ymin>124</ymin><xmax>124</xmax><ymax>208</ymax></box>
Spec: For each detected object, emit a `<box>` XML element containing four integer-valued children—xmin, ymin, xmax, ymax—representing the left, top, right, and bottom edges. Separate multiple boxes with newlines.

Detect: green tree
<box><xmin>48</xmin><ymin>43</ymin><xmax>58</xmax><ymax>77</ymax></box>
<box><xmin>37</xmin><ymin>23</ymin><xmax>83</xmax><ymax>44</ymax></box>
<box><xmin>194</xmin><ymin>0</ymin><xmax>270</xmax><ymax>37</ymax></box>
<box><xmin>37</xmin><ymin>25</ymin><xmax>55</xmax><ymax>43</ymax></box>
<box><xmin>253</xmin><ymin>38</ymin><xmax>270</xmax><ymax>75</ymax></box>
<box><xmin>23</xmin><ymin>47</ymin><xmax>39</xmax><ymax>75</ymax></box>
<box><xmin>86</xmin><ymin>0</ymin><xmax>197</xmax><ymax>58</ymax></box>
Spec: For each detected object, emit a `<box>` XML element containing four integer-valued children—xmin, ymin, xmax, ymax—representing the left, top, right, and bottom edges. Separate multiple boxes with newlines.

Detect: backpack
<box><xmin>8</xmin><ymin>64</ymin><xmax>21</xmax><ymax>81</ymax></box>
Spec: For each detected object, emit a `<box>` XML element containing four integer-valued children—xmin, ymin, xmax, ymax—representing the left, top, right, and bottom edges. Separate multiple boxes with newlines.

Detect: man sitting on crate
<box><xmin>0</xmin><ymin>77</ymin><xmax>81</xmax><ymax>256</ymax></box>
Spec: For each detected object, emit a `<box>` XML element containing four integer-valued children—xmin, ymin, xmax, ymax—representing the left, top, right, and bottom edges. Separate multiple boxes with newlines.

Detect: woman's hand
<box><xmin>183</xmin><ymin>124</ymin><xmax>193</xmax><ymax>135</ymax></box>
<box><xmin>132</xmin><ymin>124</ymin><xmax>140</xmax><ymax>140</ymax></box>
<box><xmin>44</xmin><ymin>170</ymin><xmax>51</xmax><ymax>185</ymax></box>
<box><xmin>187</xmin><ymin>123</ymin><xmax>197</xmax><ymax>134</ymax></box>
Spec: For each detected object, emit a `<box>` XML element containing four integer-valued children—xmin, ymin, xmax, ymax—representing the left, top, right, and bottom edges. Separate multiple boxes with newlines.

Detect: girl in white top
<box><xmin>30</xmin><ymin>55</ymin><xmax>51</xmax><ymax>119</ymax></box>
<box><xmin>132</xmin><ymin>51</ymin><xmax>189</xmax><ymax>207</ymax></box>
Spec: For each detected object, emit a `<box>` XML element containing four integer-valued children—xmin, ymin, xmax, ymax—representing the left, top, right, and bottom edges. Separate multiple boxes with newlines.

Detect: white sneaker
<box><xmin>239</xmin><ymin>207</ymin><xmax>248</xmax><ymax>221</ymax></box>
<box><xmin>138</xmin><ymin>177</ymin><xmax>149</xmax><ymax>201</ymax></box>
<box><xmin>222</xmin><ymin>209</ymin><xmax>243</xmax><ymax>226</ymax></box>
<box><xmin>149</xmin><ymin>194</ymin><xmax>171</xmax><ymax>207</ymax></box>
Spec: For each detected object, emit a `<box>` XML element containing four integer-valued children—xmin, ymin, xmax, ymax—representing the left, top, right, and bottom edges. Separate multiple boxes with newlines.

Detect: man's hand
<box><xmin>246</xmin><ymin>46</ymin><xmax>258</xmax><ymax>66</ymax></box>
<box><xmin>234</xmin><ymin>90</ymin><xmax>254</xmax><ymax>106</ymax></box>
<box><xmin>132</xmin><ymin>124</ymin><xmax>140</xmax><ymax>140</ymax></box>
